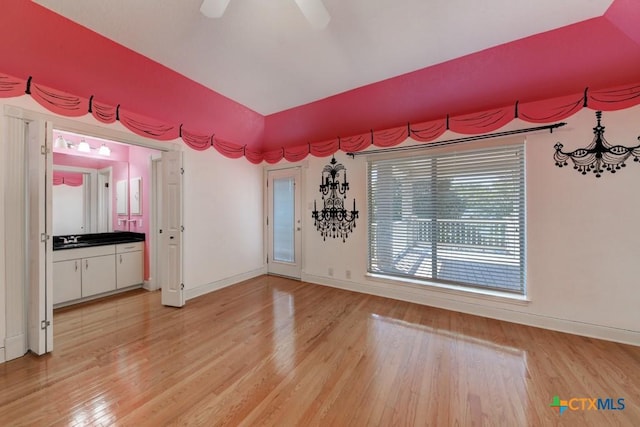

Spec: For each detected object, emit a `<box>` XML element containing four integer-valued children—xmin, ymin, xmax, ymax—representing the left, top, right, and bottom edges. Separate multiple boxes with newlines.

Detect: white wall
<box><xmin>183</xmin><ymin>148</ymin><xmax>265</xmax><ymax>299</ymax></box>
<box><xmin>299</xmin><ymin>106</ymin><xmax>640</xmax><ymax>345</ymax></box>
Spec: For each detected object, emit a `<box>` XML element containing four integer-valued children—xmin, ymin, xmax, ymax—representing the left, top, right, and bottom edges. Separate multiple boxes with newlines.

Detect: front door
<box><xmin>267</xmin><ymin>168</ymin><xmax>301</xmax><ymax>279</ymax></box>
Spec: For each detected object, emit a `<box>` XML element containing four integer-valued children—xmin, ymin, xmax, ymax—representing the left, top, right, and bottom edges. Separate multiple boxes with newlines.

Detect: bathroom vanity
<box><xmin>52</xmin><ymin>232</ymin><xmax>145</xmax><ymax>307</ymax></box>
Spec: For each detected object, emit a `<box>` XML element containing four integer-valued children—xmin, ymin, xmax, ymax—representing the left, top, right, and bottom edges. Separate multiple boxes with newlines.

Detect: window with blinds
<box><xmin>367</xmin><ymin>144</ymin><xmax>525</xmax><ymax>294</ymax></box>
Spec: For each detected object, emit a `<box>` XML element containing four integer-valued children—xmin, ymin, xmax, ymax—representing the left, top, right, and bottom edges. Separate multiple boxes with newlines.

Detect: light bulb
<box><xmin>98</xmin><ymin>144</ymin><xmax>111</xmax><ymax>156</ymax></box>
<box><xmin>54</xmin><ymin>135</ymin><xmax>67</xmax><ymax>149</ymax></box>
<box><xmin>77</xmin><ymin>139</ymin><xmax>91</xmax><ymax>153</ymax></box>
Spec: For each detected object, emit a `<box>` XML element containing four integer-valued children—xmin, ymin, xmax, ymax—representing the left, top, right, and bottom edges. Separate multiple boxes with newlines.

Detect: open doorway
<box><xmin>1</xmin><ymin>107</ymin><xmax>185</xmax><ymax>361</ymax></box>
<box><xmin>50</xmin><ymin>129</ymin><xmax>163</xmax><ymax>309</ymax></box>
<box><xmin>31</xmin><ymin>121</ymin><xmax>183</xmax><ymax>356</ymax></box>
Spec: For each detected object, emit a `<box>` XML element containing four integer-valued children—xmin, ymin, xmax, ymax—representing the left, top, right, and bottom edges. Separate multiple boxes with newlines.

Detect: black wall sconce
<box><xmin>312</xmin><ymin>156</ymin><xmax>358</xmax><ymax>242</ymax></box>
<box><xmin>554</xmin><ymin>110</ymin><xmax>640</xmax><ymax>177</ymax></box>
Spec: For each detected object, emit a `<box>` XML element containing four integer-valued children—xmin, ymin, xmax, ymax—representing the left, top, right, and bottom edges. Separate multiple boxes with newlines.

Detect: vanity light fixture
<box><xmin>54</xmin><ymin>132</ymin><xmax>112</xmax><ymax>157</ymax></box>
<box><xmin>54</xmin><ymin>135</ymin><xmax>68</xmax><ymax>149</ymax></box>
<box><xmin>98</xmin><ymin>143</ymin><xmax>111</xmax><ymax>156</ymax></box>
<box><xmin>77</xmin><ymin>138</ymin><xmax>91</xmax><ymax>153</ymax></box>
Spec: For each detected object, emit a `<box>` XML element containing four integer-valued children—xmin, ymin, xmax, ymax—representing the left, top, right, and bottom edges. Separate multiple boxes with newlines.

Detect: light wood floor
<box><xmin>0</xmin><ymin>275</ymin><xmax>638</xmax><ymax>426</ymax></box>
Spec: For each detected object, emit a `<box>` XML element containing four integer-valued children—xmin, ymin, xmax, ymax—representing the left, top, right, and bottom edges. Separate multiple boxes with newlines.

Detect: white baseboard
<box><xmin>302</xmin><ymin>273</ymin><xmax>640</xmax><ymax>347</ymax></box>
<box><xmin>5</xmin><ymin>334</ymin><xmax>26</xmax><ymax>361</ymax></box>
<box><xmin>0</xmin><ymin>347</ymin><xmax>5</xmax><ymax>364</ymax></box>
<box><xmin>143</xmin><ymin>279</ymin><xmax>155</xmax><ymax>291</ymax></box>
<box><xmin>185</xmin><ymin>266</ymin><xmax>267</xmax><ymax>301</ymax></box>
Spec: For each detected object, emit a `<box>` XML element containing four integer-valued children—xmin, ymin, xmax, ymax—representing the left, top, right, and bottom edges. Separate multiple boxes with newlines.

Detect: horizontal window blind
<box><xmin>368</xmin><ymin>144</ymin><xmax>525</xmax><ymax>294</ymax></box>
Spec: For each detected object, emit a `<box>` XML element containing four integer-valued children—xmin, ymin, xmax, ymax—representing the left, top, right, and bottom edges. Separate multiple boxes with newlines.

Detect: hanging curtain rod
<box><xmin>346</xmin><ymin>122</ymin><xmax>566</xmax><ymax>158</ymax></box>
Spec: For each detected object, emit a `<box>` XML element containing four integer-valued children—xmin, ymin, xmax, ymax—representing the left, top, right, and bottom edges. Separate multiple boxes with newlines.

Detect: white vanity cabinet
<box><xmin>53</xmin><ymin>245</ymin><xmax>116</xmax><ymax>304</ymax></box>
<box><xmin>116</xmin><ymin>242</ymin><xmax>144</xmax><ymax>289</ymax></box>
<box><xmin>53</xmin><ymin>241</ymin><xmax>143</xmax><ymax>306</ymax></box>
<box><xmin>52</xmin><ymin>259</ymin><xmax>82</xmax><ymax>304</ymax></box>
<box><xmin>81</xmin><ymin>254</ymin><xmax>117</xmax><ymax>297</ymax></box>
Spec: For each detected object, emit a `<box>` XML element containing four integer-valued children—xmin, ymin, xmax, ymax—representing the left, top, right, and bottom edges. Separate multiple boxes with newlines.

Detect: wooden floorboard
<box><xmin>0</xmin><ymin>275</ymin><xmax>638</xmax><ymax>426</ymax></box>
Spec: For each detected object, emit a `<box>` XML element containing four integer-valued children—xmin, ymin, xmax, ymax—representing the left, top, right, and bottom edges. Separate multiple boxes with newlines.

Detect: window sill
<box><xmin>365</xmin><ymin>273</ymin><xmax>531</xmax><ymax>306</ymax></box>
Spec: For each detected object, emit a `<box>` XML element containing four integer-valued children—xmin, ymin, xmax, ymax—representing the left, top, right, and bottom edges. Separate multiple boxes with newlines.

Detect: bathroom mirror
<box><xmin>52</xmin><ymin>169</ymin><xmax>89</xmax><ymax>235</ymax></box>
<box><xmin>130</xmin><ymin>177</ymin><xmax>142</xmax><ymax>215</ymax></box>
<box><xmin>116</xmin><ymin>179</ymin><xmax>128</xmax><ymax>215</ymax></box>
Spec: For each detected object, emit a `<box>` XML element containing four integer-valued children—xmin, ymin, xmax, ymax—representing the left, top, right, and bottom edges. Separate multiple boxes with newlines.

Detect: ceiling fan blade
<box><xmin>293</xmin><ymin>0</ymin><xmax>331</xmax><ymax>30</ymax></box>
<box><xmin>200</xmin><ymin>0</ymin><xmax>231</xmax><ymax>18</ymax></box>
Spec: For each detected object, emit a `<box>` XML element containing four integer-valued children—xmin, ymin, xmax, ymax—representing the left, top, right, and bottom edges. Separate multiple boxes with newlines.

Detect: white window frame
<box><xmin>367</xmin><ymin>141</ymin><xmax>526</xmax><ymax>296</ymax></box>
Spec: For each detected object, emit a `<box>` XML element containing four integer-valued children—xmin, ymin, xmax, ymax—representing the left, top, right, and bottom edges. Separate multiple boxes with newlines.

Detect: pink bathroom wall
<box><xmin>112</xmin><ymin>161</ymin><xmax>130</xmax><ymax>232</ymax></box>
<box><xmin>128</xmin><ymin>145</ymin><xmax>161</xmax><ymax>281</ymax></box>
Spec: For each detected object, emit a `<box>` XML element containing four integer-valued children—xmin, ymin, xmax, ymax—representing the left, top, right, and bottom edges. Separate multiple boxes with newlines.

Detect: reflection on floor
<box><xmin>0</xmin><ymin>275</ymin><xmax>638</xmax><ymax>425</ymax></box>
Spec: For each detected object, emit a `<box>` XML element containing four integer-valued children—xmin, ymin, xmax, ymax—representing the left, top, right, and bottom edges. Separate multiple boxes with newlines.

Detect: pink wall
<box><xmin>3</xmin><ymin>1</ymin><xmax>638</xmax><ymax>155</ymax></box>
<box><xmin>127</xmin><ymin>145</ymin><xmax>158</xmax><ymax>280</ymax></box>
<box><xmin>263</xmin><ymin>16</ymin><xmax>640</xmax><ymax>150</ymax></box>
<box><xmin>0</xmin><ymin>2</ymin><xmax>264</xmax><ymax>149</ymax></box>
<box><xmin>112</xmin><ymin>163</ymin><xmax>130</xmax><ymax>232</ymax></box>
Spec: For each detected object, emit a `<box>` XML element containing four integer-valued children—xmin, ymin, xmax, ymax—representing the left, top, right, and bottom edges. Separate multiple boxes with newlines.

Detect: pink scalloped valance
<box><xmin>1</xmin><ymin>72</ymin><xmax>639</xmax><ymax>163</ymax></box>
<box><xmin>53</xmin><ymin>171</ymin><xmax>83</xmax><ymax>187</ymax></box>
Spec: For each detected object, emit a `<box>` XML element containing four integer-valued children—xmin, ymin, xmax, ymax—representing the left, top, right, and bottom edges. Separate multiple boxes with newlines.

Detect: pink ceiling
<box><xmin>1</xmin><ymin>1</ymin><xmax>640</xmax><ymax>154</ymax></box>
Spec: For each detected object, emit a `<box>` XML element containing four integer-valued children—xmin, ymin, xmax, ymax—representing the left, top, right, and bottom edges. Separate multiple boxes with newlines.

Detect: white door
<box><xmin>27</xmin><ymin>119</ymin><xmax>53</xmax><ymax>354</ymax></box>
<box><xmin>161</xmin><ymin>150</ymin><xmax>184</xmax><ymax>307</ymax></box>
<box><xmin>267</xmin><ymin>168</ymin><xmax>302</xmax><ymax>279</ymax></box>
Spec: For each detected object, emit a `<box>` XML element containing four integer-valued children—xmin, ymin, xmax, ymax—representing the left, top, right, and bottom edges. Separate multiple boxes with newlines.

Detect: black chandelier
<box><xmin>554</xmin><ymin>110</ymin><xmax>640</xmax><ymax>177</ymax></box>
<box><xmin>312</xmin><ymin>156</ymin><xmax>358</xmax><ymax>242</ymax></box>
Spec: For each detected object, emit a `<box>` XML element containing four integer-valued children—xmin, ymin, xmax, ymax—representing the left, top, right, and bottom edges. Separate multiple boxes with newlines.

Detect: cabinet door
<box><xmin>82</xmin><ymin>255</ymin><xmax>116</xmax><ymax>297</ymax></box>
<box><xmin>52</xmin><ymin>260</ymin><xmax>82</xmax><ymax>304</ymax></box>
<box><xmin>117</xmin><ymin>251</ymin><xmax>143</xmax><ymax>289</ymax></box>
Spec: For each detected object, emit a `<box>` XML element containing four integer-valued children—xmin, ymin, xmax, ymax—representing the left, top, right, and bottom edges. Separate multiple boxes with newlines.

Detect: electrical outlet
<box><xmin>346</xmin><ymin>270</ymin><xmax>351</xmax><ymax>279</ymax></box>
<box><xmin>328</xmin><ymin>268</ymin><xmax>334</xmax><ymax>277</ymax></box>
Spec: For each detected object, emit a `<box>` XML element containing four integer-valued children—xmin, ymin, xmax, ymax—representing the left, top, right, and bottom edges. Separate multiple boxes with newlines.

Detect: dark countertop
<box><xmin>53</xmin><ymin>232</ymin><xmax>145</xmax><ymax>251</ymax></box>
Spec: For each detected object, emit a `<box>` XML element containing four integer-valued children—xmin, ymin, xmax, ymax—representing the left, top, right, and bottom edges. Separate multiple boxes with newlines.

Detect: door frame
<box><xmin>4</xmin><ymin>102</ymin><xmax>183</xmax><ymax>359</ymax></box>
<box><xmin>265</xmin><ymin>166</ymin><xmax>304</xmax><ymax>279</ymax></box>
<box><xmin>97</xmin><ymin>167</ymin><xmax>113</xmax><ymax>233</ymax></box>
<box><xmin>149</xmin><ymin>156</ymin><xmax>163</xmax><ymax>292</ymax></box>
